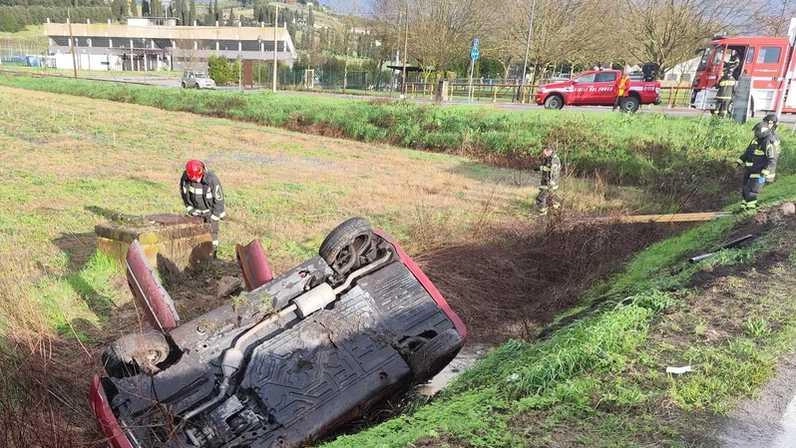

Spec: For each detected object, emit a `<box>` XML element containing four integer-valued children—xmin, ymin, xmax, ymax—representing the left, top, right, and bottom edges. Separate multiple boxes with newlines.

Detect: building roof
<box><xmin>44</xmin><ymin>22</ymin><xmax>293</xmax><ymax>42</ymax></box>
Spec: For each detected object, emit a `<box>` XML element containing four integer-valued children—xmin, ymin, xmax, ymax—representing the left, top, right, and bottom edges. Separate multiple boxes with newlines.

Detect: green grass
<box><xmin>1</xmin><ymin>74</ymin><xmax>792</xmax><ymax>198</ymax></box>
<box><xmin>320</xmin><ymin>175</ymin><xmax>796</xmax><ymax>447</ymax></box>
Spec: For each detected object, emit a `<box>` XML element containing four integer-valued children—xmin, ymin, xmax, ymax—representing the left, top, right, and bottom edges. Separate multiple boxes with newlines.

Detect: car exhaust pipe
<box><xmin>180</xmin><ymin>252</ymin><xmax>392</xmax><ymax>421</ymax></box>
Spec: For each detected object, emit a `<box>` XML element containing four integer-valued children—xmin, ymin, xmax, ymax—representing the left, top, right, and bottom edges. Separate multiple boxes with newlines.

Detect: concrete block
<box><xmin>95</xmin><ymin>213</ymin><xmax>213</xmax><ymax>275</ymax></box>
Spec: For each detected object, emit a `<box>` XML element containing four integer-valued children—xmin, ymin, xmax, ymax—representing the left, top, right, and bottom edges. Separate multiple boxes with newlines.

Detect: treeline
<box><xmin>0</xmin><ymin>6</ymin><xmax>111</xmax><ymax>32</ymax></box>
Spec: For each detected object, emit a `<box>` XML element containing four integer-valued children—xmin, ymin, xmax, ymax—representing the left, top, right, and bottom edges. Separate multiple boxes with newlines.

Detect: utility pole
<box><xmin>272</xmin><ymin>3</ymin><xmax>279</xmax><ymax>92</ymax></box>
<box><xmin>68</xmin><ymin>8</ymin><xmax>77</xmax><ymax>78</ymax></box>
<box><xmin>400</xmin><ymin>0</ymin><xmax>408</xmax><ymax>99</ymax></box>
<box><xmin>518</xmin><ymin>0</ymin><xmax>537</xmax><ymax>103</ymax></box>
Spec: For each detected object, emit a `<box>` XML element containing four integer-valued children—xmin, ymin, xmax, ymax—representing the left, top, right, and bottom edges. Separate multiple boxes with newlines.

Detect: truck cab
<box><xmin>690</xmin><ymin>36</ymin><xmax>795</xmax><ymax>114</ymax></box>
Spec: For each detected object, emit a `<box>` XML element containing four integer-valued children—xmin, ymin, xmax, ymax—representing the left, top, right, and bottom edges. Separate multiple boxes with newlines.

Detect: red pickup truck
<box><xmin>535</xmin><ymin>69</ymin><xmax>660</xmax><ymax>112</ymax></box>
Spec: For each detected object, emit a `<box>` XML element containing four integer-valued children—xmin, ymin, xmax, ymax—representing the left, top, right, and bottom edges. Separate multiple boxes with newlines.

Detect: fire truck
<box><xmin>690</xmin><ymin>27</ymin><xmax>796</xmax><ymax>115</ymax></box>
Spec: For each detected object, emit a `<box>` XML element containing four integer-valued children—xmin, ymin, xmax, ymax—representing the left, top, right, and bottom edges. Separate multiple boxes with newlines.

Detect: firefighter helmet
<box><xmin>763</xmin><ymin>113</ymin><xmax>778</xmax><ymax>129</ymax></box>
<box><xmin>185</xmin><ymin>160</ymin><xmax>205</xmax><ymax>182</ymax></box>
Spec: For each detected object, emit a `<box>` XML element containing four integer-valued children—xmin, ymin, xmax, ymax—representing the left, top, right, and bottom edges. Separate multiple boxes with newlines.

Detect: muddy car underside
<box><xmin>92</xmin><ymin>218</ymin><xmax>466</xmax><ymax>448</ymax></box>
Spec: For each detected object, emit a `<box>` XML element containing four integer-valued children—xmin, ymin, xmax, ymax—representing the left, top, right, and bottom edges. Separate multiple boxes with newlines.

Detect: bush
<box><xmin>207</xmin><ymin>55</ymin><xmax>239</xmax><ymax>86</ymax></box>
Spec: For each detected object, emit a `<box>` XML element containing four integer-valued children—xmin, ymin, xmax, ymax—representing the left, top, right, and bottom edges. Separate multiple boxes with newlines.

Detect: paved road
<box><xmin>13</xmin><ymin>70</ymin><xmax>796</xmax><ymax>124</ymax></box>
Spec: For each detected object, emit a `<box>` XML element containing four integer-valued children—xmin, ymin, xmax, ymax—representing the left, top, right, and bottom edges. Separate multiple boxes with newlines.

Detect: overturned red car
<box><xmin>90</xmin><ymin>217</ymin><xmax>466</xmax><ymax>448</ymax></box>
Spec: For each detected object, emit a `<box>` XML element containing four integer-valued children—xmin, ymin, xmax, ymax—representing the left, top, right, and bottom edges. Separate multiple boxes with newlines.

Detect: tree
<box><xmin>141</xmin><ymin>0</ymin><xmax>150</xmax><ymax>16</ymax></box>
<box><xmin>188</xmin><ymin>0</ymin><xmax>195</xmax><ymax>25</ymax></box>
<box><xmin>750</xmin><ymin>0</ymin><xmax>794</xmax><ymax>36</ymax></box>
<box><xmin>151</xmin><ymin>0</ymin><xmax>161</xmax><ymax>17</ymax></box>
<box><xmin>621</xmin><ymin>0</ymin><xmax>759</xmax><ymax>74</ymax></box>
<box><xmin>373</xmin><ymin>0</ymin><xmax>497</xmax><ymax>73</ymax></box>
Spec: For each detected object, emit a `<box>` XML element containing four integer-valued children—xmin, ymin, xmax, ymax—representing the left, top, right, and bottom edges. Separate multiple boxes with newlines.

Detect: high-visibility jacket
<box><xmin>180</xmin><ymin>170</ymin><xmax>226</xmax><ymax>222</ymax></box>
<box><xmin>617</xmin><ymin>75</ymin><xmax>630</xmax><ymax>96</ymax></box>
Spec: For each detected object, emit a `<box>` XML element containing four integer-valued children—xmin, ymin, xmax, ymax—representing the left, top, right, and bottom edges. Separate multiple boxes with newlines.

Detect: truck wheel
<box><xmin>319</xmin><ymin>217</ymin><xmax>374</xmax><ymax>277</ymax></box>
<box><xmin>543</xmin><ymin>94</ymin><xmax>563</xmax><ymax>110</ymax></box>
<box><xmin>620</xmin><ymin>96</ymin><xmax>640</xmax><ymax>113</ymax></box>
<box><xmin>406</xmin><ymin>329</ymin><xmax>463</xmax><ymax>380</ymax></box>
<box><xmin>103</xmin><ymin>331</ymin><xmax>171</xmax><ymax>378</ymax></box>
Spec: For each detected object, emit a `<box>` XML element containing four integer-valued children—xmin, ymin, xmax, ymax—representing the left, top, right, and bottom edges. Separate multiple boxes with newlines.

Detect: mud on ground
<box><xmin>417</xmin><ymin>215</ymin><xmax>686</xmax><ymax>342</ymax></box>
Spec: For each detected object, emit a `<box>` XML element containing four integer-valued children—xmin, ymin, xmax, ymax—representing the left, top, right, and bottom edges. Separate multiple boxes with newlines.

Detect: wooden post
<box><xmin>67</xmin><ymin>11</ymin><xmax>77</xmax><ymax>78</ymax></box>
<box><xmin>272</xmin><ymin>4</ymin><xmax>279</xmax><ymax>92</ymax></box>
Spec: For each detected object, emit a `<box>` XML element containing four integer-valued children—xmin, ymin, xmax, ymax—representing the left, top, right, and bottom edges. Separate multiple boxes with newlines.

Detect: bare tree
<box><xmin>372</xmin><ymin>0</ymin><xmax>496</xmax><ymax>74</ymax></box>
<box><xmin>622</xmin><ymin>0</ymin><xmax>761</xmax><ymax>73</ymax></box>
<box><xmin>750</xmin><ymin>0</ymin><xmax>794</xmax><ymax>36</ymax></box>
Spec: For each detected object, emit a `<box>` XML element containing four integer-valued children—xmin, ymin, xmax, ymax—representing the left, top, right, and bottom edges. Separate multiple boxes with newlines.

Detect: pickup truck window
<box><xmin>595</xmin><ymin>72</ymin><xmax>617</xmax><ymax>82</ymax></box>
<box><xmin>575</xmin><ymin>73</ymin><xmax>596</xmax><ymax>83</ymax></box>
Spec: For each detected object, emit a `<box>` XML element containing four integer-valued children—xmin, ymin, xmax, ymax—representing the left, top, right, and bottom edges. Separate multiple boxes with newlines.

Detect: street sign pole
<box><xmin>468</xmin><ymin>37</ymin><xmax>479</xmax><ymax>102</ymax></box>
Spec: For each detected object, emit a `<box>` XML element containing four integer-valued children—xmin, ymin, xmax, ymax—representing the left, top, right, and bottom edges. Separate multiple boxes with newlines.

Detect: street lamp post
<box><xmin>272</xmin><ymin>3</ymin><xmax>279</xmax><ymax>92</ymax></box>
<box><xmin>518</xmin><ymin>0</ymin><xmax>537</xmax><ymax>103</ymax></box>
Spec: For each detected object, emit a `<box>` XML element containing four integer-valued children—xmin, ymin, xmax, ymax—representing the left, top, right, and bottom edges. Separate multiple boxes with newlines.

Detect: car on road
<box><xmin>181</xmin><ymin>71</ymin><xmax>216</xmax><ymax>89</ymax></box>
<box><xmin>90</xmin><ymin>217</ymin><xmax>467</xmax><ymax>448</ymax></box>
<box><xmin>535</xmin><ymin>69</ymin><xmax>660</xmax><ymax>112</ymax></box>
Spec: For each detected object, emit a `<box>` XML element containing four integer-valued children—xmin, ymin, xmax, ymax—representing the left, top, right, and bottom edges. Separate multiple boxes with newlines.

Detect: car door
<box><xmin>593</xmin><ymin>71</ymin><xmax>619</xmax><ymax>105</ymax></box>
<box><xmin>571</xmin><ymin>72</ymin><xmax>596</xmax><ymax>105</ymax></box>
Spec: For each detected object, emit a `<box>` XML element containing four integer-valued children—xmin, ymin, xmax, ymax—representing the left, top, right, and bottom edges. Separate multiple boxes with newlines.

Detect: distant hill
<box><xmin>320</xmin><ymin>0</ymin><xmax>374</xmax><ymax>15</ymax></box>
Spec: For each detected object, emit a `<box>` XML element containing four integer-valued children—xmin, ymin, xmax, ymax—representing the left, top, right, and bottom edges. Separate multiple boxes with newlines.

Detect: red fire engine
<box><xmin>691</xmin><ymin>30</ymin><xmax>796</xmax><ymax>115</ymax></box>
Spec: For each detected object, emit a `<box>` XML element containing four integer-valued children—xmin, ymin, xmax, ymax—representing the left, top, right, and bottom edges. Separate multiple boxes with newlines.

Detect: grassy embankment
<box><xmin>0</xmin><ymin>85</ymin><xmax>663</xmax><ymax>445</ymax></box>
<box><xmin>1</xmin><ymin>73</ymin><xmax>793</xmax><ymax>211</ymax></box>
<box><xmin>320</xmin><ymin>175</ymin><xmax>796</xmax><ymax>447</ymax></box>
<box><xmin>1</xmin><ymin>78</ymin><xmax>795</xmax><ymax>446</ymax></box>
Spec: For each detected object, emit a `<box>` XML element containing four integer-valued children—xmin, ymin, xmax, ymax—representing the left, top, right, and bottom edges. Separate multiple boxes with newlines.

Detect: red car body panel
<box><xmin>535</xmin><ymin>69</ymin><xmax>660</xmax><ymax>107</ymax></box>
<box><xmin>89</xmin><ymin>376</ymin><xmax>133</xmax><ymax>448</ymax></box>
<box><xmin>235</xmin><ymin>239</ymin><xmax>274</xmax><ymax>291</ymax></box>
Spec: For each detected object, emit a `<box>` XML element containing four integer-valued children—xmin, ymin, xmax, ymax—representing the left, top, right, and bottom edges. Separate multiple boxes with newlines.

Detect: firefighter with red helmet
<box><xmin>181</xmin><ymin>160</ymin><xmax>225</xmax><ymax>257</ymax></box>
<box><xmin>736</xmin><ymin>114</ymin><xmax>779</xmax><ymax>209</ymax></box>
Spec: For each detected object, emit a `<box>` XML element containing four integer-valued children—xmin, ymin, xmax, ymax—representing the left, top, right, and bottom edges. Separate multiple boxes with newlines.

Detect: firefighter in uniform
<box><xmin>535</xmin><ymin>146</ymin><xmax>561</xmax><ymax>215</ymax></box>
<box><xmin>715</xmin><ymin>72</ymin><xmax>736</xmax><ymax>117</ymax></box>
<box><xmin>736</xmin><ymin>117</ymin><xmax>778</xmax><ymax>210</ymax></box>
<box><xmin>753</xmin><ymin>114</ymin><xmax>780</xmax><ymax>183</ymax></box>
<box><xmin>180</xmin><ymin>160</ymin><xmax>225</xmax><ymax>257</ymax></box>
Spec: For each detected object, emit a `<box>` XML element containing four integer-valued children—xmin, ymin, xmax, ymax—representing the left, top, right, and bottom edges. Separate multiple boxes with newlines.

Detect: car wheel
<box><xmin>543</xmin><ymin>94</ymin><xmax>563</xmax><ymax>110</ymax></box>
<box><xmin>195</xmin><ymin>83</ymin><xmax>200</xmax><ymax>89</ymax></box>
<box><xmin>405</xmin><ymin>329</ymin><xmax>463</xmax><ymax>380</ymax></box>
<box><xmin>620</xmin><ymin>96</ymin><xmax>640</xmax><ymax>113</ymax></box>
<box><xmin>181</xmin><ymin>82</ymin><xmax>186</xmax><ymax>88</ymax></box>
<box><xmin>104</xmin><ymin>331</ymin><xmax>170</xmax><ymax>378</ymax></box>
<box><xmin>319</xmin><ymin>217</ymin><xmax>374</xmax><ymax>277</ymax></box>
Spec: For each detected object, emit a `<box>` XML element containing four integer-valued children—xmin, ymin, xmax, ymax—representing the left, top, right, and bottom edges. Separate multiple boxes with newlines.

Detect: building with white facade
<box><xmin>44</xmin><ymin>17</ymin><xmax>297</xmax><ymax>71</ymax></box>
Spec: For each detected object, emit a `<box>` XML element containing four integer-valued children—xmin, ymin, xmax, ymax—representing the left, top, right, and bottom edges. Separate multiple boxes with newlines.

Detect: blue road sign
<box><xmin>470</xmin><ymin>37</ymin><xmax>480</xmax><ymax>61</ymax></box>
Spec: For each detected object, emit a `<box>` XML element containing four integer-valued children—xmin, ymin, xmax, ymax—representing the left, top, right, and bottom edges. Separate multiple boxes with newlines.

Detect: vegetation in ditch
<box><xmin>321</xmin><ymin>176</ymin><xmax>796</xmax><ymax>447</ymax></box>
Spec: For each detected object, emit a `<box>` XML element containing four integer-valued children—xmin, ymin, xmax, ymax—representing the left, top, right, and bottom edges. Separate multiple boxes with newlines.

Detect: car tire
<box><xmin>319</xmin><ymin>217</ymin><xmax>374</xmax><ymax>277</ymax></box>
<box><xmin>181</xmin><ymin>82</ymin><xmax>186</xmax><ymax>88</ymax></box>
<box><xmin>620</xmin><ymin>96</ymin><xmax>640</xmax><ymax>113</ymax></box>
<box><xmin>104</xmin><ymin>331</ymin><xmax>170</xmax><ymax>378</ymax></box>
<box><xmin>406</xmin><ymin>329</ymin><xmax>463</xmax><ymax>380</ymax></box>
<box><xmin>543</xmin><ymin>94</ymin><xmax>563</xmax><ymax>110</ymax></box>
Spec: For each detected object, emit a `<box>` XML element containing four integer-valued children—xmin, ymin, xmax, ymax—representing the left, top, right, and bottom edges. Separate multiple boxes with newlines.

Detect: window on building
<box><xmin>91</xmin><ymin>37</ymin><xmax>110</xmax><ymax>48</ymax></box>
<box><xmin>758</xmin><ymin>47</ymin><xmax>781</xmax><ymax>64</ymax></box>
<box><xmin>241</xmin><ymin>40</ymin><xmax>260</xmax><ymax>51</ymax></box>
<box><xmin>51</xmin><ymin>36</ymin><xmax>70</xmax><ymax>46</ymax></box>
<box><xmin>218</xmin><ymin>40</ymin><xmax>239</xmax><ymax>51</ymax></box>
<box><xmin>594</xmin><ymin>71</ymin><xmax>618</xmax><ymax>82</ymax></box>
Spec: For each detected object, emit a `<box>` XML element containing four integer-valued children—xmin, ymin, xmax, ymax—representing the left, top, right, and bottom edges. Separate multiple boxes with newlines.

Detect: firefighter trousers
<box><xmin>202</xmin><ymin>216</ymin><xmax>220</xmax><ymax>248</ymax></box>
<box><xmin>535</xmin><ymin>187</ymin><xmax>560</xmax><ymax>212</ymax></box>
<box><xmin>741</xmin><ymin>172</ymin><xmax>764</xmax><ymax>207</ymax></box>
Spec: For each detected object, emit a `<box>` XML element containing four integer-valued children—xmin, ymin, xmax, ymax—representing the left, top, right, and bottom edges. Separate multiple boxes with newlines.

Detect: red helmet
<box><xmin>185</xmin><ymin>159</ymin><xmax>204</xmax><ymax>182</ymax></box>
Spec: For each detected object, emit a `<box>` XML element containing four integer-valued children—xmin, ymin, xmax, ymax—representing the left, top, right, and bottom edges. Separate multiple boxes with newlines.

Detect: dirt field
<box><xmin>0</xmin><ymin>86</ymin><xmax>690</xmax><ymax>445</ymax></box>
